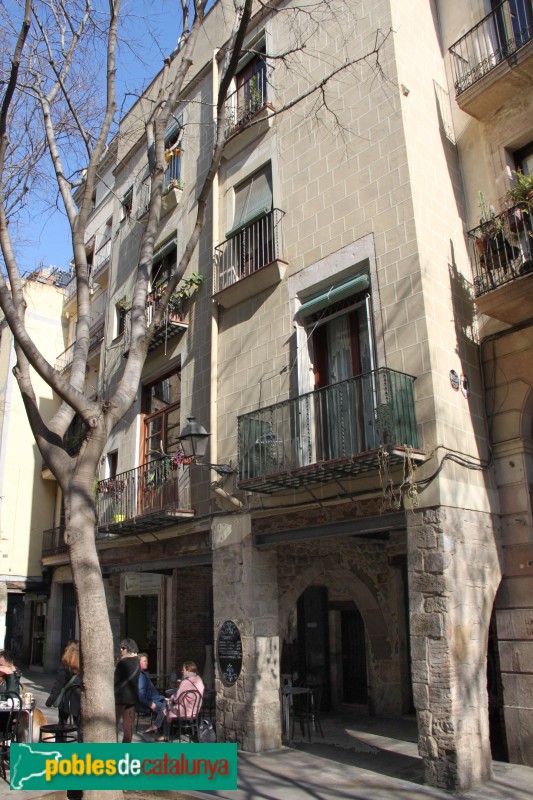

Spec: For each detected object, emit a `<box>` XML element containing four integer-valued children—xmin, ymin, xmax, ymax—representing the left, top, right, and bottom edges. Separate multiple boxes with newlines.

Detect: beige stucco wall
<box><xmin>0</xmin><ymin>280</ymin><xmax>64</xmax><ymax>580</ymax></box>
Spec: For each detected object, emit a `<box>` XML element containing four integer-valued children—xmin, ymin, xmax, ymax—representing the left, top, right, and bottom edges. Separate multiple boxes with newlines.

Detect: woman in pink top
<box><xmin>161</xmin><ymin>661</ymin><xmax>205</xmax><ymax>739</ymax></box>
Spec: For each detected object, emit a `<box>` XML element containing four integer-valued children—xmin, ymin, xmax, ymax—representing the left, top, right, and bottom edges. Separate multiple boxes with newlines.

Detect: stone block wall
<box><xmin>212</xmin><ymin>514</ymin><xmax>281</xmax><ymax>751</ymax></box>
<box><xmin>408</xmin><ymin>506</ymin><xmax>501</xmax><ymax>791</ymax></box>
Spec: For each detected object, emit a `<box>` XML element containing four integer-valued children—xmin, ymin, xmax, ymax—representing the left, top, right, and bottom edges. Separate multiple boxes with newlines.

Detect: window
<box><xmin>116</xmin><ymin>302</ymin><xmax>128</xmax><ymax>337</ymax></box>
<box><xmin>225</xmin><ymin>164</ymin><xmax>274</xmax><ymax>277</ymax></box>
<box><xmin>514</xmin><ymin>141</ymin><xmax>533</xmax><ymax>176</ymax></box>
<box><xmin>164</xmin><ymin>120</ymin><xmax>183</xmax><ymax>191</ymax></box>
<box><xmin>141</xmin><ymin>367</ymin><xmax>181</xmax><ymax>462</ymax></box>
<box><xmin>227</xmin><ymin>38</ymin><xmax>267</xmax><ymax>132</ymax></box>
<box><xmin>152</xmin><ymin>239</ymin><xmax>177</xmax><ymax>289</ymax></box>
<box><xmin>121</xmin><ymin>187</ymin><xmax>133</xmax><ymax>220</ymax></box>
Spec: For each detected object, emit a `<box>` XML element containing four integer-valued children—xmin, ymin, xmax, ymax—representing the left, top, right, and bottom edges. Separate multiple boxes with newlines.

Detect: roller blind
<box><xmin>298</xmin><ymin>273</ymin><xmax>370</xmax><ymax>317</ymax></box>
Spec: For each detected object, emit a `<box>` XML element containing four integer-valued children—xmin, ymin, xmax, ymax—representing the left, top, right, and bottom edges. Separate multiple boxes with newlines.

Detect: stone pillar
<box><xmin>212</xmin><ymin>513</ymin><xmax>281</xmax><ymax>751</ymax></box>
<box><xmin>408</xmin><ymin>507</ymin><xmax>501</xmax><ymax>792</ymax></box>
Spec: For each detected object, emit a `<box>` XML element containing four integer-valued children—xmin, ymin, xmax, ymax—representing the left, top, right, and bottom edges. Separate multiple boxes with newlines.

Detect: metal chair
<box><xmin>200</xmin><ymin>688</ymin><xmax>216</xmax><ymax>723</ymax></box>
<box><xmin>290</xmin><ymin>685</ymin><xmax>324</xmax><ymax>742</ymax></box>
<box><xmin>39</xmin><ymin>683</ymin><xmax>80</xmax><ymax>743</ymax></box>
<box><xmin>167</xmin><ymin>689</ymin><xmax>203</xmax><ymax>743</ymax></box>
<box><xmin>135</xmin><ymin>705</ymin><xmax>154</xmax><ymax>732</ymax></box>
<box><xmin>0</xmin><ymin>693</ymin><xmax>21</xmax><ymax>781</ymax></box>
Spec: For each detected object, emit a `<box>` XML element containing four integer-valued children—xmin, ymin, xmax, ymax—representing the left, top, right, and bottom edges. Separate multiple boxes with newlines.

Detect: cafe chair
<box><xmin>39</xmin><ymin>684</ymin><xmax>80</xmax><ymax>744</ymax></box>
<box><xmin>290</xmin><ymin>685</ymin><xmax>324</xmax><ymax>742</ymax></box>
<box><xmin>167</xmin><ymin>689</ymin><xmax>203</xmax><ymax>743</ymax></box>
<box><xmin>135</xmin><ymin>705</ymin><xmax>154</xmax><ymax>732</ymax></box>
<box><xmin>200</xmin><ymin>688</ymin><xmax>216</xmax><ymax>723</ymax></box>
<box><xmin>0</xmin><ymin>692</ymin><xmax>21</xmax><ymax>781</ymax></box>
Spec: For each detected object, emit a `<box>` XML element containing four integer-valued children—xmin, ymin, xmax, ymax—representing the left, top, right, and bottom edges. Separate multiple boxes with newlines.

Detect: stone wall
<box><xmin>408</xmin><ymin>506</ymin><xmax>501</xmax><ymax>791</ymax></box>
<box><xmin>212</xmin><ymin>514</ymin><xmax>281</xmax><ymax>751</ymax></box>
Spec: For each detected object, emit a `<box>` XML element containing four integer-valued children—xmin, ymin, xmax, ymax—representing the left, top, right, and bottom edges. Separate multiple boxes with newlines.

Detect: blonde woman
<box><xmin>45</xmin><ymin>640</ymin><xmax>81</xmax><ymax>723</ymax></box>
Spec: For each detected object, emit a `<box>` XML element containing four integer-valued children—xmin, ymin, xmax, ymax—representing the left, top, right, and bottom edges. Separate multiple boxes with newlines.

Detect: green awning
<box><xmin>153</xmin><ymin>238</ymin><xmax>177</xmax><ymax>265</ymax></box>
<box><xmin>226</xmin><ymin>167</ymin><xmax>273</xmax><ymax>238</ymax></box>
<box><xmin>298</xmin><ymin>273</ymin><xmax>370</xmax><ymax>317</ymax></box>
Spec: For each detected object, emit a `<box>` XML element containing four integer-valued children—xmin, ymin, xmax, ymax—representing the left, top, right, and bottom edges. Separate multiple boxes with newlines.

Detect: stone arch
<box><xmin>279</xmin><ymin>559</ymin><xmax>392</xmax><ymax>660</ymax></box>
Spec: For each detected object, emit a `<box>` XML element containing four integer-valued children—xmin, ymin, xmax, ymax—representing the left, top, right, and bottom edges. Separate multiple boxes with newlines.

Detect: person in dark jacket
<box><xmin>45</xmin><ymin>641</ymin><xmax>82</xmax><ymax>800</ymax></box>
<box><xmin>45</xmin><ymin>640</ymin><xmax>81</xmax><ymax>723</ymax></box>
<box><xmin>137</xmin><ymin>653</ymin><xmax>166</xmax><ymax>734</ymax></box>
<box><xmin>114</xmin><ymin>638</ymin><xmax>139</xmax><ymax>743</ymax></box>
<box><xmin>0</xmin><ymin>650</ymin><xmax>21</xmax><ymax>695</ymax></box>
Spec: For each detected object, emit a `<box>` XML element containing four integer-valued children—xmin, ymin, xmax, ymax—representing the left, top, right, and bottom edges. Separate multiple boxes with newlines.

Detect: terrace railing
<box><xmin>225</xmin><ymin>61</ymin><xmax>268</xmax><ymax>137</ymax></box>
<box><xmin>468</xmin><ymin>203</ymin><xmax>533</xmax><ymax>296</ymax></box>
<box><xmin>214</xmin><ymin>208</ymin><xmax>285</xmax><ymax>293</ymax></box>
<box><xmin>238</xmin><ymin>368</ymin><xmax>418</xmax><ymax>486</ymax></box>
<box><xmin>96</xmin><ymin>456</ymin><xmax>191</xmax><ymax>527</ymax></box>
<box><xmin>449</xmin><ymin>0</ymin><xmax>533</xmax><ymax>95</ymax></box>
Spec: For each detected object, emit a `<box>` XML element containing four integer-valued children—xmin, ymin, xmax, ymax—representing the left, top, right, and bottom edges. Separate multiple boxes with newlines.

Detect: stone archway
<box><xmin>279</xmin><ymin>554</ymin><xmax>405</xmax><ymax>717</ymax></box>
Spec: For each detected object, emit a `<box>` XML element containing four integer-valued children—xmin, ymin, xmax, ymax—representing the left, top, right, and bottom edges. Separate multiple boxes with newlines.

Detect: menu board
<box><xmin>217</xmin><ymin>620</ymin><xmax>243</xmax><ymax>684</ymax></box>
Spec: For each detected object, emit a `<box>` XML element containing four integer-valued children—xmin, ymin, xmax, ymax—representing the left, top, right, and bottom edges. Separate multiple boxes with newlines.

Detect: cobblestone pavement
<box><xmin>1</xmin><ymin>669</ymin><xmax>531</xmax><ymax>800</ymax></box>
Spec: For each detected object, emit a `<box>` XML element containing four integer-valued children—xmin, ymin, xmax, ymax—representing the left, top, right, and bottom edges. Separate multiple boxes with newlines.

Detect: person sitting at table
<box><xmin>0</xmin><ymin>650</ymin><xmax>21</xmax><ymax>695</ymax></box>
<box><xmin>160</xmin><ymin>660</ymin><xmax>205</xmax><ymax>741</ymax></box>
<box><xmin>137</xmin><ymin>653</ymin><xmax>166</xmax><ymax>735</ymax></box>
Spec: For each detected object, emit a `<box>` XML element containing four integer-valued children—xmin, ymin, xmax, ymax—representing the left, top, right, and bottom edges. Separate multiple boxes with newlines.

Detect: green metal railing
<box><xmin>238</xmin><ymin>368</ymin><xmax>418</xmax><ymax>482</ymax></box>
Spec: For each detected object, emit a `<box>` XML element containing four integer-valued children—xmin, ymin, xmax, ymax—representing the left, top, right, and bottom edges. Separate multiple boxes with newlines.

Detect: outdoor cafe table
<box><xmin>281</xmin><ymin>685</ymin><xmax>310</xmax><ymax>745</ymax></box>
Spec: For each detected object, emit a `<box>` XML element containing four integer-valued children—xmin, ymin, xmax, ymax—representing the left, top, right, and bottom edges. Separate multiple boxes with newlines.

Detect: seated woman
<box><xmin>138</xmin><ymin>653</ymin><xmax>166</xmax><ymax>734</ymax></box>
<box><xmin>0</xmin><ymin>650</ymin><xmax>21</xmax><ymax>695</ymax></box>
<box><xmin>160</xmin><ymin>661</ymin><xmax>205</xmax><ymax>741</ymax></box>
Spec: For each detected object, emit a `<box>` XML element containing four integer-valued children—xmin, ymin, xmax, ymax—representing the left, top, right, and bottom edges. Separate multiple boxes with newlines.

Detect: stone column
<box><xmin>408</xmin><ymin>507</ymin><xmax>501</xmax><ymax>792</ymax></box>
<box><xmin>212</xmin><ymin>513</ymin><xmax>281</xmax><ymax>751</ymax></box>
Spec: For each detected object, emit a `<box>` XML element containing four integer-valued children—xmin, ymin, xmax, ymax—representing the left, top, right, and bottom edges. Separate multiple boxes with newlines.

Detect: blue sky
<box><xmin>16</xmin><ymin>0</ymin><xmax>183</xmax><ymax>275</ymax></box>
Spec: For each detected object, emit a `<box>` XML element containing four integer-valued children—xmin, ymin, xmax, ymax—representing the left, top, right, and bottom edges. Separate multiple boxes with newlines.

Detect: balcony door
<box><xmin>140</xmin><ymin>367</ymin><xmax>181</xmax><ymax>513</ymax></box>
<box><xmin>310</xmin><ymin>297</ymin><xmax>376</xmax><ymax>460</ymax></box>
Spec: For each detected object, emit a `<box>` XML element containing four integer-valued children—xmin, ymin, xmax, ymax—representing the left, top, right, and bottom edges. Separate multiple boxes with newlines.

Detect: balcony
<box><xmin>95</xmin><ymin>457</ymin><xmax>194</xmax><ymax>536</ymax></box>
<box><xmin>468</xmin><ymin>203</ymin><xmax>533</xmax><ymax>323</ymax></box>
<box><xmin>123</xmin><ymin>282</ymin><xmax>188</xmax><ymax>354</ymax></box>
<box><xmin>92</xmin><ymin>238</ymin><xmax>111</xmax><ymax>287</ymax></box>
<box><xmin>213</xmin><ymin>209</ymin><xmax>287</xmax><ymax>309</ymax></box>
<box><xmin>42</xmin><ymin>525</ymin><xmax>123</xmax><ymax>557</ymax></box>
<box><xmin>449</xmin><ymin>0</ymin><xmax>533</xmax><ymax>118</ymax></box>
<box><xmin>237</xmin><ymin>369</ymin><xmax>421</xmax><ymax>494</ymax></box>
<box><xmin>55</xmin><ymin>322</ymin><xmax>104</xmax><ymax>373</ymax></box>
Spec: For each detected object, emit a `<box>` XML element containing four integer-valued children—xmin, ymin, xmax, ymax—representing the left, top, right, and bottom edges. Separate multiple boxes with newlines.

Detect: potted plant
<box><xmin>506</xmin><ymin>170</ymin><xmax>533</xmax><ymax>207</ymax></box>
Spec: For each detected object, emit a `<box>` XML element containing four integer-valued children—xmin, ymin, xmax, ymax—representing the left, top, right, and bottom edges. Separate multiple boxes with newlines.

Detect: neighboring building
<box><xmin>0</xmin><ymin>269</ymin><xmax>66</xmax><ymax>665</ymax></box>
<box><xmin>37</xmin><ymin>0</ymin><xmax>532</xmax><ymax>793</ymax></box>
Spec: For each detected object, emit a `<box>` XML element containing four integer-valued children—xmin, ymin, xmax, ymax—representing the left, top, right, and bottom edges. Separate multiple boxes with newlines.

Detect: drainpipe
<box><xmin>210</xmin><ymin>49</ymin><xmax>220</xmax><ymax>489</ymax></box>
<box><xmin>209</xmin><ymin>50</ymin><xmax>243</xmax><ymax>513</ymax></box>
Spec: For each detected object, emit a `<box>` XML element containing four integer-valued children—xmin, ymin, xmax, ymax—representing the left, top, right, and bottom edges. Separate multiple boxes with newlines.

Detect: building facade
<box><xmin>35</xmin><ymin>0</ymin><xmax>532</xmax><ymax>793</ymax></box>
<box><xmin>0</xmin><ymin>270</ymin><xmax>66</xmax><ymax>665</ymax></box>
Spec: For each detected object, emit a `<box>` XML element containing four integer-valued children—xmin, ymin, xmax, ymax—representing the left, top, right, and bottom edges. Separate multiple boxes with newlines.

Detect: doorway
<box><xmin>125</xmin><ymin>594</ymin><xmax>159</xmax><ymax>668</ymax></box>
<box><xmin>341</xmin><ymin>607</ymin><xmax>368</xmax><ymax>704</ymax></box>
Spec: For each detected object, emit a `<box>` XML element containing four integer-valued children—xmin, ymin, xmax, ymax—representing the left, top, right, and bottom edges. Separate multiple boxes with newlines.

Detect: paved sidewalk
<box><xmin>1</xmin><ymin>669</ymin><xmax>531</xmax><ymax>800</ymax></box>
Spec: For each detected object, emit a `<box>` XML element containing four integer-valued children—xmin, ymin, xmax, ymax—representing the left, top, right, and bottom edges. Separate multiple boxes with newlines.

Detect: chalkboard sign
<box><xmin>217</xmin><ymin>620</ymin><xmax>243</xmax><ymax>685</ymax></box>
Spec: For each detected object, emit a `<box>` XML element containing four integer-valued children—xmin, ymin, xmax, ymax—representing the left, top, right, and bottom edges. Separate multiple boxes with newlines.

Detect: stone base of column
<box><xmin>408</xmin><ymin>506</ymin><xmax>501</xmax><ymax>792</ymax></box>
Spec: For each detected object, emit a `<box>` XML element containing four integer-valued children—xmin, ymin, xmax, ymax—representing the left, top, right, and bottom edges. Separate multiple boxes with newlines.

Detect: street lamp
<box><xmin>177</xmin><ymin>416</ymin><xmax>234</xmax><ymax>476</ymax></box>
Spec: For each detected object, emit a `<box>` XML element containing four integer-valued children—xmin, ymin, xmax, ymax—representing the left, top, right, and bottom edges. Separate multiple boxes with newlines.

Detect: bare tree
<box><xmin>0</xmin><ymin>0</ymin><xmax>387</xmax><ymax>789</ymax></box>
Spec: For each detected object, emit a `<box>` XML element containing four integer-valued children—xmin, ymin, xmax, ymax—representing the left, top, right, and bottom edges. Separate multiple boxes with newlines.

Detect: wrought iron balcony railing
<box><xmin>55</xmin><ymin>324</ymin><xmax>104</xmax><ymax>373</ymax></box>
<box><xmin>123</xmin><ymin>281</ymin><xmax>187</xmax><ymax>353</ymax></box>
<box><xmin>238</xmin><ymin>368</ymin><xmax>419</xmax><ymax>493</ymax></box>
<box><xmin>449</xmin><ymin>0</ymin><xmax>533</xmax><ymax>95</ymax></box>
<box><xmin>214</xmin><ymin>208</ymin><xmax>285</xmax><ymax>293</ymax></box>
<box><xmin>468</xmin><ymin>203</ymin><xmax>533</xmax><ymax>296</ymax></box>
<box><xmin>42</xmin><ymin>525</ymin><xmax>122</xmax><ymax>556</ymax></box>
<box><xmin>92</xmin><ymin>238</ymin><xmax>111</xmax><ymax>279</ymax></box>
<box><xmin>225</xmin><ymin>61</ymin><xmax>269</xmax><ymax>137</ymax></box>
<box><xmin>96</xmin><ymin>456</ymin><xmax>193</xmax><ymax>533</ymax></box>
